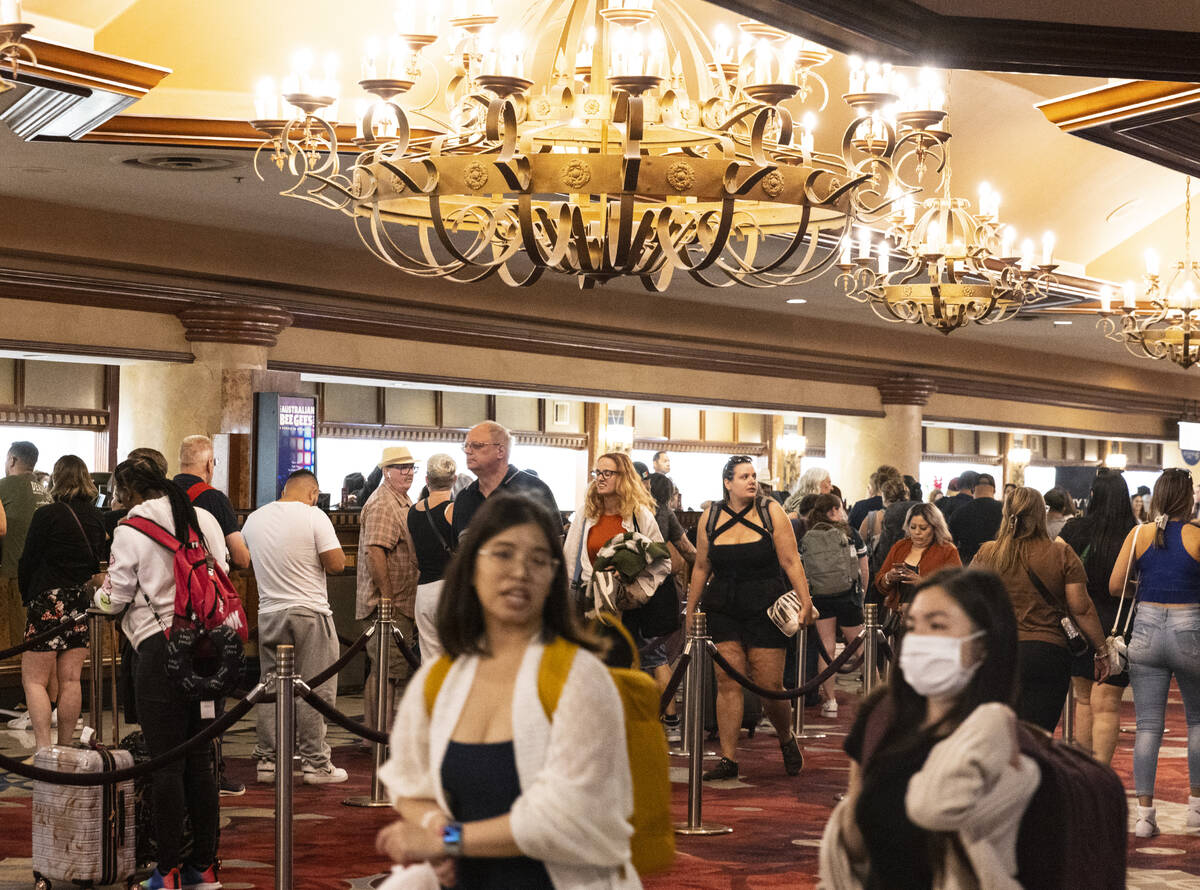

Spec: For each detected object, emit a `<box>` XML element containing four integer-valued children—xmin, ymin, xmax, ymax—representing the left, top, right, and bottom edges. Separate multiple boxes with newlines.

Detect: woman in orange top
<box><xmin>875</xmin><ymin>503</ymin><xmax>962</xmax><ymax>611</ymax></box>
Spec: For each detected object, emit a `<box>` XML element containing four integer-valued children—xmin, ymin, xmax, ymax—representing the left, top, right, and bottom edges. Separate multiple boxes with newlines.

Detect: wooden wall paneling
<box><xmin>486</xmin><ymin>394</ymin><xmax>497</xmax><ymax>421</ymax></box>
<box><xmin>316</xmin><ymin>383</ymin><xmax>326</xmax><ymax>423</ymax></box>
<box><xmin>435</xmin><ymin>391</ymin><xmax>443</xmax><ymax>428</ymax></box>
<box><xmin>538</xmin><ymin>398</ymin><xmax>546</xmax><ymax>432</ymax></box>
<box><xmin>14</xmin><ymin>359</ymin><xmax>24</xmax><ymax>408</ymax></box>
<box><xmin>584</xmin><ymin>402</ymin><xmax>600</xmax><ymax>475</ymax></box>
<box><xmin>698</xmin><ymin>410</ymin><xmax>706</xmax><ymax>441</ymax></box>
<box><xmin>663</xmin><ymin>408</ymin><xmax>671</xmax><ymax>440</ymax></box>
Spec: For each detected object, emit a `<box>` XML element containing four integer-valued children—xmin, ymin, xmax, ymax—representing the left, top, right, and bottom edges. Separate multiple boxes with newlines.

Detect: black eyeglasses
<box><xmin>591</xmin><ymin>469</ymin><xmax>619</xmax><ymax>480</ymax></box>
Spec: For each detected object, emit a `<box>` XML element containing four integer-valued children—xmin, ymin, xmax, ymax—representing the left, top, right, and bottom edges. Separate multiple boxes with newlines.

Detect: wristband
<box><xmin>442</xmin><ymin>821</ymin><xmax>464</xmax><ymax>858</ymax></box>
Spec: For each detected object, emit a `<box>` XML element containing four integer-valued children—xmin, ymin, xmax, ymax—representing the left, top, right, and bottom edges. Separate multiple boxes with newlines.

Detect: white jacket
<box><xmin>563</xmin><ymin>505</ymin><xmax>669</xmax><ymax>604</ymax></box>
<box><xmin>819</xmin><ymin>703</ymin><xmax>1040</xmax><ymax>890</ymax></box>
<box><xmin>380</xmin><ymin>639</ymin><xmax>641</xmax><ymax>890</ymax></box>
<box><xmin>100</xmin><ymin>495</ymin><xmax>229</xmax><ymax>649</ymax></box>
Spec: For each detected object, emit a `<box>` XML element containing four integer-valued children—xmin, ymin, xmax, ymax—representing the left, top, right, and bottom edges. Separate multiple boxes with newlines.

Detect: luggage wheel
<box><xmin>32</xmin><ymin>873</ymin><xmax>50</xmax><ymax>890</ymax></box>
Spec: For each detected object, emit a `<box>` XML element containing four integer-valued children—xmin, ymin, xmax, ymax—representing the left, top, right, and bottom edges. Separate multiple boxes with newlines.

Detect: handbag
<box><xmin>1024</xmin><ymin>565</ymin><xmax>1089</xmax><ymax>657</ymax></box>
<box><xmin>1105</xmin><ymin>531</ymin><xmax>1142</xmax><ymax>675</ymax></box>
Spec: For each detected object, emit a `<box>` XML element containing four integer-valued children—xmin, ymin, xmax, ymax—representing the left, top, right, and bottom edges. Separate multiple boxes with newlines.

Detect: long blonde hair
<box><xmin>988</xmin><ymin>486</ymin><xmax>1049</xmax><ymax>575</ymax></box>
<box><xmin>584</xmin><ymin>451</ymin><xmax>655</xmax><ymax>521</ymax></box>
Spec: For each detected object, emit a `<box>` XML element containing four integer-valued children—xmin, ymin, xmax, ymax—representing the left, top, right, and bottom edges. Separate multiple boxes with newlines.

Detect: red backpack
<box><xmin>119</xmin><ymin>516</ymin><xmax>248</xmax><ymax>641</ymax></box>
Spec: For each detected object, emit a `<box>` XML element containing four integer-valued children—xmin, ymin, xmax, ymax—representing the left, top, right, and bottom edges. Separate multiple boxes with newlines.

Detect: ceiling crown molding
<box><xmin>877</xmin><ymin>376</ymin><xmax>937</xmax><ymax>406</ymax></box>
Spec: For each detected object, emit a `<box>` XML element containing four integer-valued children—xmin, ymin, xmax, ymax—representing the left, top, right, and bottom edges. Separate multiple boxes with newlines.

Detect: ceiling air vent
<box><xmin>122</xmin><ymin>155</ymin><xmax>240</xmax><ymax>172</ymax></box>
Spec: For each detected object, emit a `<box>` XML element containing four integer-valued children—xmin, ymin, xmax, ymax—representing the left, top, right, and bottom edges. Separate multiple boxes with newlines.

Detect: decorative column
<box><xmin>118</xmin><ymin>302</ymin><xmax>295</xmax><ymax>506</ymax></box>
<box><xmin>826</xmin><ymin>377</ymin><xmax>935</xmax><ymax>500</ymax></box>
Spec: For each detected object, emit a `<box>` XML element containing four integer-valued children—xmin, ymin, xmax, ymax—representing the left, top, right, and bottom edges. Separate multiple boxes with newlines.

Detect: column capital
<box><xmin>178</xmin><ymin>302</ymin><xmax>294</xmax><ymax>347</ymax></box>
<box><xmin>877</xmin><ymin>376</ymin><xmax>937</xmax><ymax>407</ymax></box>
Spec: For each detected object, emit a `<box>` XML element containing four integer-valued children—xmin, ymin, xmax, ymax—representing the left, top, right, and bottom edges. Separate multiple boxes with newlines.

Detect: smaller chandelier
<box><xmin>0</xmin><ymin>0</ymin><xmax>35</xmax><ymax>94</ymax></box>
<box><xmin>837</xmin><ymin>180</ymin><xmax>1057</xmax><ymax>334</ymax></box>
<box><xmin>1097</xmin><ymin>177</ymin><xmax>1200</xmax><ymax>369</ymax></box>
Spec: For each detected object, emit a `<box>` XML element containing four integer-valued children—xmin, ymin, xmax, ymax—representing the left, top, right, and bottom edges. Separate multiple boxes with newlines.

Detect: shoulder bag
<box><xmin>1104</xmin><ymin>527</ymin><xmax>1142</xmax><ymax>674</ymax></box>
<box><xmin>1024</xmin><ymin>564</ymin><xmax>1089</xmax><ymax>657</ymax></box>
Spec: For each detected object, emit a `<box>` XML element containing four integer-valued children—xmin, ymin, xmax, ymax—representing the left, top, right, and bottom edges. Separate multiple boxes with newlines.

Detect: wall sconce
<box><xmin>604</xmin><ymin>423</ymin><xmax>634</xmax><ymax>453</ymax></box>
<box><xmin>1104</xmin><ymin>450</ymin><xmax>1127</xmax><ymax>470</ymax></box>
<box><xmin>775</xmin><ymin>432</ymin><xmax>807</xmax><ymax>491</ymax></box>
<box><xmin>1007</xmin><ymin>446</ymin><xmax>1032</xmax><ymax>465</ymax></box>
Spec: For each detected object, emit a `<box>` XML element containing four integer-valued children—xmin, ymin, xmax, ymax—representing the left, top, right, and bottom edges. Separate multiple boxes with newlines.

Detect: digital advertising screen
<box><xmin>254</xmin><ymin>392</ymin><xmax>318</xmax><ymax>507</ymax></box>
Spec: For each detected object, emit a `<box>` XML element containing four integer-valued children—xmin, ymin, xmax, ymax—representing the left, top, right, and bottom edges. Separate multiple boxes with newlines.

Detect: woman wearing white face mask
<box><xmin>820</xmin><ymin>569</ymin><xmax>1041</xmax><ymax>890</ymax></box>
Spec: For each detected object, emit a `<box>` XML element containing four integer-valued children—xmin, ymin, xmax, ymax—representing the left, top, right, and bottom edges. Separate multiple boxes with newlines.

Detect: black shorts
<box><xmin>811</xmin><ymin>590</ymin><xmax>864</xmax><ymax>628</ymax></box>
<box><xmin>1070</xmin><ymin>647</ymin><xmax>1130</xmax><ymax>688</ymax></box>
<box><xmin>703</xmin><ymin>575</ymin><xmax>791</xmax><ymax>650</ymax></box>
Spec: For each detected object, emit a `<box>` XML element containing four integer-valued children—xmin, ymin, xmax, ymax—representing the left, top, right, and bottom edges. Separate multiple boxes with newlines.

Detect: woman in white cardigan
<box><xmin>820</xmin><ymin>569</ymin><xmax>1041</xmax><ymax>890</ymax></box>
<box><xmin>563</xmin><ymin>451</ymin><xmax>669</xmax><ymax>610</ymax></box>
<box><xmin>376</xmin><ymin>493</ymin><xmax>641</xmax><ymax>890</ymax></box>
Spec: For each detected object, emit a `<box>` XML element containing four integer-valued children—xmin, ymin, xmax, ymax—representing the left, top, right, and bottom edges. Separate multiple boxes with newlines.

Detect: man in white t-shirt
<box><xmin>242</xmin><ymin>470</ymin><xmax>348</xmax><ymax>785</ymax></box>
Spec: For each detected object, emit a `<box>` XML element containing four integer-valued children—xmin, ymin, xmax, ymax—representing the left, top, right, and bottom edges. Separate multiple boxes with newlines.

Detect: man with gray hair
<box><xmin>407</xmin><ymin>453</ymin><xmax>457</xmax><ymax>660</ymax></box>
<box><xmin>450</xmin><ymin>421</ymin><xmax>560</xmax><ymax>542</ymax></box>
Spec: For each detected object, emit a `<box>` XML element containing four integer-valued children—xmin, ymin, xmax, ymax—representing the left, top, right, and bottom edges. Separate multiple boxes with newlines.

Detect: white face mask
<box><xmin>899</xmin><ymin>631</ymin><xmax>986</xmax><ymax>699</ymax></box>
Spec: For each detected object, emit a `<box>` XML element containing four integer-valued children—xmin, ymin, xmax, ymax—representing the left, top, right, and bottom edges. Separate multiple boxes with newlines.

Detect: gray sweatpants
<box><xmin>253</xmin><ymin>607</ymin><xmax>339</xmax><ymax>769</ymax></box>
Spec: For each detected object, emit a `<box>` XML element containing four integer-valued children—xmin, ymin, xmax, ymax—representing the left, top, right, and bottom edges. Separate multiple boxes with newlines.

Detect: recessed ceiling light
<box><xmin>1053</xmin><ymin>320</ymin><xmax>1072</xmax><ymax>325</ymax></box>
<box><xmin>786</xmin><ymin>298</ymin><xmax>807</xmax><ymax>304</ymax></box>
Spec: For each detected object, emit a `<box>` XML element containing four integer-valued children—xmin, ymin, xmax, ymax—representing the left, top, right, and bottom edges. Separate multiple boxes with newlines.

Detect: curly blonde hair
<box><xmin>583</xmin><ymin>452</ymin><xmax>655</xmax><ymax>521</ymax></box>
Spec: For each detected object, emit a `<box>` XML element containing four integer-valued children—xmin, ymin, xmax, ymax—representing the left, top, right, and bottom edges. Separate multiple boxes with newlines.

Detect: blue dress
<box><xmin>440</xmin><ymin>740</ymin><xmax>555</xmax><ymax>889</ymax></box>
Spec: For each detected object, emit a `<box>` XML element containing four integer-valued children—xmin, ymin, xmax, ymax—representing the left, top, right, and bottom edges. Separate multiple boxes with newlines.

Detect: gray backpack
<box><xmin>800</xmin><ymin>524</ymin><xmax>860</xmax><ymax>596</ymax></box>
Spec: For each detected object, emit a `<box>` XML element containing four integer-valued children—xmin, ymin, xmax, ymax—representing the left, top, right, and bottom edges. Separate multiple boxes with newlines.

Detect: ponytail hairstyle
<box><xmin>989</xmin><ymin>486</ymin><xmax>1049</xmax><ymax>575</ymax></box>
<box><xmin>112</xmin><ymin>458</ymin><xmax>208</xmax><ymax>551</ymax></box>
<box><xmin>1150</xmin><ymin>468</ymin><xmax>1195</xmax><ymax>548</ymax></box>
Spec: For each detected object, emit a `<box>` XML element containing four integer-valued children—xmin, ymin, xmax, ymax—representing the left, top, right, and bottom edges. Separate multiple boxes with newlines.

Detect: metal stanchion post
<box><xmin>792</xmin><ymin>627</ymin><xmax>825</xmax><ymax>741</ymax></box>
<box><xmin>86</xmin><ymin>610</ymin><xmax>105</xmax><ymax>739</ymax></box>
<box><xmin>1062</xmin><ymin>680</ymin><xmax>1075</xmax><ymax>745</ymax></box>
<box><xmin>862</xmin><ymin>605</ymin><xmax>879</xmax><ymax>697</ymax></box>
<box><xmin>674</xmin><ymin>612</ymin><xmax>731</xmax><ymax>837</ymax></box>
<box><xmin>108</xmin><ymin>620</ymin><xmax>121</xmax><ymax>746</ymax></box>
<box><xmin>672</xmin><ymin>640</ymin><xmax>694</xmax><ymax>758</ymax></box>
<box><xmin>345</xmin><ymin>599</ymin><xmax>392</xmax><ymax>808</ymax></box>
<box><xmin>275</xmin><ymin>645</ymin><xmax>296</xmax><ymax>890</ymax></box>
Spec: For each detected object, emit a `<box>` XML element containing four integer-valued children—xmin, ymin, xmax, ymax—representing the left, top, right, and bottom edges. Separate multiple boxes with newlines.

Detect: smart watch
<box><xmin>441</xmin><ymin>821</ymin><xmax>464</xmax><ymax>858</ymax></box>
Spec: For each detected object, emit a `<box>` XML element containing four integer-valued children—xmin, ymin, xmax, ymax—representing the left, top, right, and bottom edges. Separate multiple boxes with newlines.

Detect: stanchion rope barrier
<box><xmin>389</xmin><ymin>625</ymin><xmax>421</xmax><ymax>671</ymax></box>
<box><xmin>294</xmin><ymin>680</ymin><xmax>389</xmax><ymax>745</ymax></box>
<box><xmin>876</xmin><ymin>630</ymin><xmax>895</xmax><ymax>665</ymax></box>
<box><xmin>706</xmin><ymin>631</ymin><xmax>866</xmax><ymax>700</ymax></box>
<box><xmin>0</xmin><ymin>684</ymin><xmax>267</xmax><ymax>785</ymax></box>
<box><xmin>809</xmin><ymin>630</ymin><xmax>868</xmax><ymax>675</ymax></box>
<box><xmin>0</xmin><ymin>611</ymin><xmax>89</xmax><ymax>661</ymax></box>
<box><xmin>658</xmin><ymin>648</ymin><xmax>691</xmax><ymax>718</ymax></box>
<box><xmin>239</xmin><ymin>627</ymin><xmax>374</xmax><ymax>704</ymax></box>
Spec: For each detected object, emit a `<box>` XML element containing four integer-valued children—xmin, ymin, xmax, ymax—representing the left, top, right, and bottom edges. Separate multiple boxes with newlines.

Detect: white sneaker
<box><xmin>1135</xmin><ymin>805</ymin><xmax>1159</xmax><ymax>838</ymax></box>
<box><xmin>6</xmin><ymin>712</ymin><xmax>31</xmax><ymax>730</ymax></box>
<box><xmin>302</xmin><ymin>762</ymin><xmax>348</xmax><ymax>785</ymax></box>
<box><xmin>821</xmin><ymin>699</ymin><xmax>838</xmax><ymax>718</ymax></box>
<box><xmin>256</xmin><ymin>762</ymin><xmax>276</xmax><ymax>784</ymax></box>
<box><xmin>1188</xmin><ymin>796</ymin><xmax>1200</xmax><ymax>829</ymax></box>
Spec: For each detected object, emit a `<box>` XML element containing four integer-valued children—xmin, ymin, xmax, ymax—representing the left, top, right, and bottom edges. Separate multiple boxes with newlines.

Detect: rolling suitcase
<box><xmin>32</xmin><ymin>744</ymin><xmax>137</xmax><ymax>889</ymax></box>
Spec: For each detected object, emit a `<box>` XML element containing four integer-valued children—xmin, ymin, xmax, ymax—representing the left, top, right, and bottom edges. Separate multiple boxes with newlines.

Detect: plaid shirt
<box><xmin>356</xmin><ymin>483</ymin><xmax>417</xmax><ymax>620</ymax></box>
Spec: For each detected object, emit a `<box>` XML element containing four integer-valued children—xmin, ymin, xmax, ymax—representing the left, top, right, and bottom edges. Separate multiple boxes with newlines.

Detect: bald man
<box><xmin>241</xmin><ymin>469</ymin><xmax>348</xmax><ymax>785</ymax></box>
<box><xmin>451</xmin><ymin>421</ymin><xmax>561</xmax><ymax>542</ymax></box>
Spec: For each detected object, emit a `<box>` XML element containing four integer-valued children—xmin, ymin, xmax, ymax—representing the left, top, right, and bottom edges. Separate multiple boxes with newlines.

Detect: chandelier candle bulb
<box><xmin>1041</xmin><ymin>231</ymin><xmax>1055</xmax><ymax>266</ymax></box>
<box><xmin>1123</xmin><ymin>281</ymin><xmax>1137</xmax><ymax>308</ymax></box>
<box><xmin>254</xmin><ymin>77</ymin><xmax>279</xmax><ymax>120</ymax></box>
<box><xmin>1145</xmin><ymin>248</ymin><xmax>1160</xmax><ymax>277</ymax></box>
<box><xmin>1099</xmin><ymin>286</ymin><xmax>1112</xmax><ymax>313</ymax></box>
<box><xmin>858</xmin><ymin>227</ymin><xmax>872</xmax><ymax>260</ymax></box>
<box><xmin>1020</xmin><ymin>238</ymin><xmax>1034</xmax><ymax>271</ymax></box>
<box><xmin>878</xmin><ymin>241</ymin><xmax>890</xmax><ymax>274</ymax></box>
<box><xmin>840</xmin><ymin>239</ymin><xmax>853</xmax><ymax>266</ymax></box>
<box><xmin>848</xmin><ymin>55</ymin><xmax>865</xmax><ymax>93</ymax></box>
<box><xmin>1001</xmin><ymin>225</ymin><xmax>1016</xmax><ymax>258</ymax></box>
<box><xmin>0</xmin><ymin>0</ymin><xmax>19</xmax><ymax>23</ymax></box>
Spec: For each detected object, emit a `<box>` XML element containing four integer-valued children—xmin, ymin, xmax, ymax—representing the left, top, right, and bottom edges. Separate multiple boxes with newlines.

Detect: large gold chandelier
<box><xmin>248</xmin><ymin>0</ymin><xmax>905</xmax><ymax>289</ymax></box>
<box><xmin>1097</xmin><ymin>177</ymin><xmax>1200</xmax><ymax>369</ymax></box>
<box><xmin>833</xmin><ymin>66</ymin><xmax>1056</xmax><ymax>333</ymax></box>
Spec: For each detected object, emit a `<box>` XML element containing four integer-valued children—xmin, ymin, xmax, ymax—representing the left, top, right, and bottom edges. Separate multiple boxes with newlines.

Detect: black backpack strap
<box><xmin>1024</xmin><ymin>565</ymin><xmax>1069</xmax><ymax>618</ymax></box>
<box><xmin>757</xmin><ymin>498</ymin><xmax>774</xmax><ymax>535</ymax></box>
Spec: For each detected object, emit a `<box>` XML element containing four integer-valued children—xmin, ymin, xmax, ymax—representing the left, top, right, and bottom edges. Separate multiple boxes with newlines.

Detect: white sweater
<box><xmin>380</xmin><ymin>639</ymin><xmax>641</xmax><ymax>890</ymax></box>
<box><xmin>100</xmin><ymin>495</ymin><xmax>229</xmax><ymax>648</ymax></box>
<box><xmin>563</xmin><ymin>505</ymin><xmax>669</xmax><ymax>604</ymax></box>
<box><xmin>820</xmin><ymin>703</ymin><xmax>1040</xmax><ymax>890</ymax></box>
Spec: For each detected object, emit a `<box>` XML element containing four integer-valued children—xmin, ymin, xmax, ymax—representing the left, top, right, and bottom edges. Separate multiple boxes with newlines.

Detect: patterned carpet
<box><xmin>2</xmin><ymin>680</ymin><xmax>1200</xmax><ymax>889</ymax></box>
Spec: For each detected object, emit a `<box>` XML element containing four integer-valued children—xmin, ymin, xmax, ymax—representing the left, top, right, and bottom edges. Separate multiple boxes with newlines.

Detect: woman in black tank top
<box><xmin>685</xmin><ymin>456</ymin><xmax>816</xmax><ymax>781</ymax></box>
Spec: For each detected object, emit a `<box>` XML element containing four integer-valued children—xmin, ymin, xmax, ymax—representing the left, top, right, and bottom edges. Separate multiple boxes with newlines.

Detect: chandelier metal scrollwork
<box><xmin>249</xmin><ymin>0</ymin><xmax>898</xmax><ymax>290</ymax></box>
<box><xmin>0</xmin><ymin>0</ymin><xmax>35</xmax><ymax>94</ymax></box>
<box><xmin>1097</xmin><ymin>176</ymin><xmax>1200</xmax><ymax>369</ymax></box>
<box><xmin>833</xmin><ymin>64</ymin><xmax>1057</xmax><ymax>333</ymax></box>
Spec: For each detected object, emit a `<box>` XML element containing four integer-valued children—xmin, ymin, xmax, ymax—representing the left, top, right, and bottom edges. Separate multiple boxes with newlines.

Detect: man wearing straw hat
<box><xmin>356</xmin><ymin>445</ymin><xmax>419</xmax><ymax>735</ymax></box>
